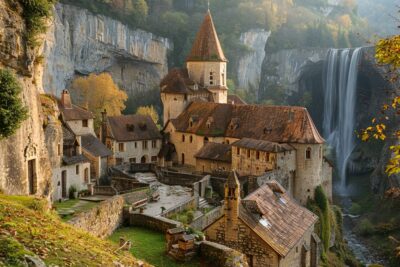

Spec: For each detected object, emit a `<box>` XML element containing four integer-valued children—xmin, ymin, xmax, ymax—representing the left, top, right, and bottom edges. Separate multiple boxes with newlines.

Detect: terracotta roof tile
<box><xmin>240</xmin><ymin>180</ymin><xmax>318</xmax><ymax>256</ymax></box>
<box><xmin>170</xmin><ymin>102</ymin><xmax>324</xmax><ymax>144</ymax></box>
<box><xmin>194</xmin><ymin>142</ymin><xmax>232</xmax><ymax>163</ymax></box>
<box><xmin>160</xmin><ymin>68</ymin><xmax>212</xmax><ymax>96</ymax></box>
<box><xmin>107</xmin><ymin>114</ymin><xmax>162</xmax><ymax>142</ymax></box>
<box><xmin>232</xmin><ymin>138</ymin><xmax>294</xmax><ymax>153</ymax></box>
<box><xmin>186</xmin><ymin>11</ymin><xmax>227</xmax><ymax>62</ymax></box>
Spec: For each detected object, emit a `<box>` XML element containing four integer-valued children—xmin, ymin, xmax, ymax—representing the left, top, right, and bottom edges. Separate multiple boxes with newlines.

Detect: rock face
<box><xmin>236</xmin><ymin>29</ymin><xmax>270</xmax><ymax>91</ymax></box>
<box><xmin>0</xmin><ymin>0</ymin><xmax>57</xmax><ymax>196</ymax></box>
<box><xmin>259</xmin><ymin>46</ymin><xmax>395</xmax><ymax>193</ymax></box>
<box><xmin>42</xmin><ymin>3</ymin><xmax>172</xmax><ymax>98</ymax></box>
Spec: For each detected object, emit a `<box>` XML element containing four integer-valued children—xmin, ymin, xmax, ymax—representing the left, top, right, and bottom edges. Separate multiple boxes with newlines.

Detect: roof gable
<box><xmin>186</xmin><ymin>11</ymin><xmax>227</xmax><ymax>62</ymax></box>
<box><xmin>171</xmin><ymin>102</ymin><xmax>324</xmax><ymax>144</ymax></box>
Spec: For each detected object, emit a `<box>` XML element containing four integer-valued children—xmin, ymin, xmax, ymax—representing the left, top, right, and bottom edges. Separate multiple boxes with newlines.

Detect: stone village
<box><xmin>1</xmin><ymin>9</ymin><xmax>333</xmax><ymax>267</ymax></box>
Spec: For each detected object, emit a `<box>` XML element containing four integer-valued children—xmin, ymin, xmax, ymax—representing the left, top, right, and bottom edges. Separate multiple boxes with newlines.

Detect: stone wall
<box><xmin>190</xmin><ymin>206</ymin><xmax>223</xmax><ymax>231</ymax></box>
<box><xmin>199</xmin><ymin>241</ymin><xmax>249</xmax><ymax>267</ymax></box>
<box><xmin>162</xmin><ymin>197</ymin><xmax>197</xmax><ymax>218</ymax></box>
<box><xmin>129</xmin><ymin>213</ymin><xmax>181</xmax><ymax>233</ymax></box>
<box><xmin>68</xmin><ymin>191</ymin><xmax>147</xmax><ymax>238</ymax></box>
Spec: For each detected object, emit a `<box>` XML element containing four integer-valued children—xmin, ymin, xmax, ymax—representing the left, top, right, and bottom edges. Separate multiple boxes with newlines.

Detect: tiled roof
<box><xmin>81</xmin><ymin>134</ymin><xmax>112</xmax><ymax>157</ymax></box>
<box><xmin>63</xmin><ymin>154</ymin><xmax>90</xmax><ymax>165</ymax></box>
<box><xmin>186</xmin><ymin>11</ymin><xmax>227</xmax><ymax>62</ymax></box>
<box><xmin>170</xmin><ymin>102</ymin><xmax>324</xmax><ymax>144</ymax></box>
<box><xmin>232</xmin><ymin>138</ymin><xmax>294</xmax><ymax>153</ymax></box>
<box><xmin>227</xmin><ymin>95</ymin><xmax>246</xmax><ymax>105</ymax></box>
<box><xmin>194</xmin><ymin>142</ymin><xmax>232</xmax><ymax>163</ymax></box>
<box><xmin>107</xmin><ymin>114</ymin><xmax>162</xmax><ymax>142</ymax></box>
<box><xmin>240</xmin><ymin>181</ymin><xmax>318</xmax><ymax>256</ymax></box>
<box><xmin>57</xmin><ymin>99</ymin><xmax>93</xmax><ymax>121</ymax></box>
<box><xmin>160</xmin><ymin>68</ymin><xmax>212</xmax><ymax>96</ymax></box>
<box><xmin>62</xmin><ymin>124</ymin><xmax>76</xmax><ymax>146</ymax></box>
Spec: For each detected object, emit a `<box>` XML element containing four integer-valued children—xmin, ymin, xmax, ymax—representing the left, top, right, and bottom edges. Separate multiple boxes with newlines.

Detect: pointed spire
<box><xmin>186</xmin><ymin>10</ymin><xmax>227</xmax><ymax>62</ymax></box>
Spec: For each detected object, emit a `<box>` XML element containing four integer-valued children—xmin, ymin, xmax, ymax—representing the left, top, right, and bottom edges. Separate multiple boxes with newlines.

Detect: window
<box><xmin>143</xmin><ymin>140</ymin><xmax>148</xmax><ymax>150</ymax></box>
<box><xmin>116</xmin><ymin>158</ymin><xmax>123</xmax><ymax>165</ymax></box>
<box><xmin>222</xmin><ymin>73</ymin><xmax>225</xmax><ymax>86</ymax></box>
<box><xmin>118</xmin><ymin>143</ymin><xmax>125</xmax><ymax>152</ymax></box>
<box><xmin>204</xmin><ymin>137</ymin><xmax>209</xmax><ymax>144</ymax></box>
<box><xmin>237</xmin><ymin>147</ymin><xmax>240</xmax><ymax>155</ymax></box>
<box><xmin>209</xmin><ymin>71</ymin><xmax>214</xmax><ymax>85</ymax></box>
<box><xmin>247</xmin><ymin>149</ymin><xmax>251</xmax><ymax>158</ymax></box>
<box><xmin>57</xmin><ymin>143</ymin><xmax>61</xmax><ymax>156</ymax></box>
<box><xmin>190</xmin><ymin>136</ymin><xmax>193</xmax><ymax>143</ymax></box>
<box><xmin>226</xmin><ymin>139</ymin><xmax>230</xmax><ymax>144</ymax></box>
<box><xmin>256</xmin><ymin>151</ymin><xmax>260</xmax><ymax>160</ymax></box>
<box><xmin>84</xmin><ymin>168</ymin><xmax>89</xmax><ymax>183</ymax></box>
<box><xmin>266</xmin><ymin>153</ymin><xmax>270</xmax><ymax>162</ymax></box>
<box><xmin>134</xmin><ymin>142</ymin><xmax>137</xmax><ymax>148</ymax></box>
<box><xmin>306</xmin><ymin>147</ymin><xmax>311</xmax><ymax>159</ymax></box>
<box><xmin>151</xmin><ymin>156</ymin><xmax>158</xmax><ymax>162</ymax></box>
<box><xmin>182</xmin><ymin>134</ymin><xmax>185</xmax><ymax>142</ymax></box>
<box><xmin>76</xmin><ymin>165</ymin><xmax>80</xmax><ymax>175</ymax></box>
<box><xmin>152</xmin><ymin>140</ymin><xmax>157</xmax><ymax>148</ymax></box>
<box><xmin>130</xmin><ymin>158</ymin><xmax>136</xmax><ymax>163</ymax></box>
<box><xmin>189</xmin><ymin>121</ymin><xmax>193</xmax><ymax>127</ymax></box>
<box><xmin>82</xmin><ymin>120</ymin><xmax>88</xmax><ymax>127</ymax></box>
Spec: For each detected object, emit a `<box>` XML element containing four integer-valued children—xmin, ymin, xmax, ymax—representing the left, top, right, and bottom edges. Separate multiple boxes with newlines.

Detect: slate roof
<box><xmin>186</xmin><ymin>11</ymin><xmax>227</xmax><ymax>62</ymax></box>
<box><xmin>194</xmin><ymin>142</ymin><xmax>232</xmax><ymax>163</ymax></box>
<box><xmin>160</xmin><ymin>68</ymin><xmax>212</xmax><ymax>96</ymax></box>
<box><xmin>227</xmin><ymin>95</ymin><xmax>246</xmax><ymax>105</ymax></box>
<box><xmin>170</xmin><ymin>102</ymin><xmax>324</xmax><ymax>144</ymax></box>
<box><xmin>62</xmin><ymin>124</ymin><xmax>77</xmax><ymax>146</ymax></box>
<box><xmin>232</xmin><ymin>138</ymin><xmax>294</xmax><ymax>153</ymax></box>
<box><xmin>57</xmin><ymin>99</ymin><xmax>93</xmax><ymax>121</ymax></box>
<box><xmin>240</xmin><ymin>180</ymin><xmax>318</xmax><ymax>256</ymax></box>
<box><xmin>106</xmin><ymin>114</ymin><xmax>162</xmax><ymax>142</ymax></box>
<box><xmin>63</xmin><ymin>155</ymin><xmax>90</xmax><ymax>165</ymax></box>
<box><xmin>81</xmin><ymin>134</ymin><xmax>112</xmax><ymax>157</ymax></box>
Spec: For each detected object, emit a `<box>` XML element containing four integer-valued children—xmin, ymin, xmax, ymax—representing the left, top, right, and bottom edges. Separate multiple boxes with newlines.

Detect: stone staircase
<box><xmin>198</xmin><ymin>197</ymin><xmax>208</xmax><ymax>209</ymax></box>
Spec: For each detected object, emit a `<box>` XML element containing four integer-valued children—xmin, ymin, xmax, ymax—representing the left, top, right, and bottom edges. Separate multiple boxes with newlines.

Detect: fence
<box><xmin>190</xmin><ymin>205</ymin><xmax>224</xmax><ymax>231</ymax></box>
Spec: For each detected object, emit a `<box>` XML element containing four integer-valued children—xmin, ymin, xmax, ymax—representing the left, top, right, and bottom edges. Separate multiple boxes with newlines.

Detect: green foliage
<box><xmin>0</xmin><ymin>69</ymin><xmax>28</xmax><ymax>140</ymax></box>
<box><xmin>349</xmin><ymin>202</ymin><xmax>362</xmax><ymax>215</ymax></box>
<box><xmin>19</xmin><ymin>0</ymin><xmax>56</xmax><ymax>47</ymax></box>
<box><xmin>0</xmin><ymin>236</ymin><xmax>32</xmax><ymax>266</ymax></box>
<box><xmin>68</xmin><ymin>185</ymin><xmax>77</xmax><ymax>199</ymax></box>
<box><xmin>355</xmin><ymin>218</ymin><xmax>375</xmax><ymax>236</ymax></box>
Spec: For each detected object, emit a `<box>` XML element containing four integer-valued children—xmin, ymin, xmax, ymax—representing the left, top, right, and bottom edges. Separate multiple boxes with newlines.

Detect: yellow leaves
<box><xmin>136</xmin><ymin>106</ymin><xmax>159</xmax><ymax>125</ymax></box>
<box><xmin>376</xmin><ymin>35</ymin><xmax>400</xmax><ymax>68</ymax></box>
<box><xmin>359</xmin><ymin>123</ymin><xmax>387</xmax><ymax>142</ymax></box>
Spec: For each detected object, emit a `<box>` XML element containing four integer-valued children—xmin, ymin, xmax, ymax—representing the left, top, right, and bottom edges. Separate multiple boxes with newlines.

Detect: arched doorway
<box><xmin>141</xmin><ymin>155</ymin><xmax>147</xmax><ymax>164</ymax></box>
<box><xmin>181</xmin><ymin>153</ymin><xmax>185</xmax><ymax>165</ymax></box>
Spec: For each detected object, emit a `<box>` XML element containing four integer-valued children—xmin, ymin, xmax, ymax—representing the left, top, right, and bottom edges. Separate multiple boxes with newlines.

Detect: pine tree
<box><xmin>0</xmin><ymin>69</ymin><xmax>28</xmax><ymax>139</ymax></box>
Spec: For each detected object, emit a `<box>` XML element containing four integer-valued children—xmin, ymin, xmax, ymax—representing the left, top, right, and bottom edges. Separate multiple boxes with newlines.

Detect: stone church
<box><xmin>160</xmin><ymin>10</ymin><xmax>332</xmax><ymax>205</ymax></box>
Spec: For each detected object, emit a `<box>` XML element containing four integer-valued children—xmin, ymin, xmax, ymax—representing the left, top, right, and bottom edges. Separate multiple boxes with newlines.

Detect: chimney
<box><xmin>61</xmin><ymin>90</ymin><xmax>72</xmax><ymax>108</ymax></box>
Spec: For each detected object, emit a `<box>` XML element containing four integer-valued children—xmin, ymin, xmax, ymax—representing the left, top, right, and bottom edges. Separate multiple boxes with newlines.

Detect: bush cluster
<box><xmin>0</xmin><ymin>69</ymin><xmax>28</xmax><ymax>139</ymax></box>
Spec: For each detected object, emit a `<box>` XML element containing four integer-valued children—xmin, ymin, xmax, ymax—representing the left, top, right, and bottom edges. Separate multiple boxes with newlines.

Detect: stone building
<box><xmin>57</xmin><ymin>90</ymin><xmax>112</xmax><ymax>182</ymax></box>
<box><xmin>159</xmin><ymin>10</ymin><xmax>332</xmax><ymax>204</ymax></box>
<box><xmin>100</xmin><ymin>113</ymin><xmax>162</xmax><ymax>165</ymax></box>
<box><xmin>52</xmin><ymin>125</ymin><xmax>91</xmax><ymax>201</ymax></box>
<box><xmin>194</xmin><ymin>142</ymin><xmax>231</xmax><ymax>173</ymax></box>
<box><xmin>204</xmin><ymin>172</ymin><xmax>319</xmax><ymax>267</ymax></box>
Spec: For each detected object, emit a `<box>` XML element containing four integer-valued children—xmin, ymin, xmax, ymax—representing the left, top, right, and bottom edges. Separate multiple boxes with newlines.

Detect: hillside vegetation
<box><xmin>0</xmin><ymin>194</ymin><xmax>150</xmax><ymax>267</ymax></box>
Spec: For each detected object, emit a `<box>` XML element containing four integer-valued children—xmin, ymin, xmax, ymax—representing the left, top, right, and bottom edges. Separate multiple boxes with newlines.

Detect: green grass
<box><xmin>0</xmin><ymin>194</ymin><xmax>150</xmax><ymax>266</ymax></box>
<box><xmin>109</xmin><ymin>227</ymin><xmax>199</xmax><ymax>267</ymax></box>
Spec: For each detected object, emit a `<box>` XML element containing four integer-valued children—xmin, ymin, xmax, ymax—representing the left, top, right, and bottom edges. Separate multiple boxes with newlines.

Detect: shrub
<box><xmin>349</xmin><ymin>203</ymin><xmax>362</xmax><ymax>215</ymax></box>
<box><xmin>0</xmin><ymin>69</ymin><xmax>28</xmax><ymax>139</ymax></box>
<box><xmin>28</xmin><ymin>198</ymin><xmax>48</xmax><ymax>213</ymax></box>
<box><xmin>19</xmin><ymin>0</ymin><xmax>57</xmax><ymax>47</ymax></box>
<box><xmin>355</xmin><ymin>218</ymin><xmax>374</xmax><ymax>236</ymax></box>
<box><xmin>68</xmin><ymin>185</ymin><xmax>77</xmax><ymax>199</ymax></box>
<box><xmin>187</xmin><ymin>210</ymin><xmax>194</xmax><ymax>223</ymax></box>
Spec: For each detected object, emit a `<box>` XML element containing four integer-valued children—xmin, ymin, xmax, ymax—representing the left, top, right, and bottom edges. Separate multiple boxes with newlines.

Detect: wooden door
<box><xmin>28</xmin><ymin>159</ymin><xmax>36</xmax><ymax>195</ymax></box>
<box><xmin>61</xmin><ymin>170</ymin><xmax>67</xmax><ymax>198</ymax></box>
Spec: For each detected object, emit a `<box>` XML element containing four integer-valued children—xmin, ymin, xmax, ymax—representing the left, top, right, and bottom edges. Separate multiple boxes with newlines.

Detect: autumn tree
<box><xmin>70</xmin><ymin>73</ymin><xmax>127</xmax><ymax>128</ymax></box>
<box><xmin>136</xmin><ymin>106</ymin><xmax>159</xmax><ymax>125</ymax></box>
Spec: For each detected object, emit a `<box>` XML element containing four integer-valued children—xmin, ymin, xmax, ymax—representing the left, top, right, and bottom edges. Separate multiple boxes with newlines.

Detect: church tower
<box><xmin>186</xmin><ymin>10</ymin><xmax>228</xmax><ymax>104</ymax></box>
<box><xmin>224</xmin><ymin>171</ymin><xmax>240</xmax><ymax>242</ymax></box>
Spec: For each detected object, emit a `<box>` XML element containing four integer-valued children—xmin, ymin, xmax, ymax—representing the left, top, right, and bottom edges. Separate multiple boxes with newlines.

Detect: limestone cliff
<box><xmin>42</xmin><ymin>3</ymin><xmax>172</xmax><ymax>98</ymax></box>
<box><xmin>236</xmin><ymin>29</ymin><xmax>270</xmax><ymax>91</ymax></box>
<box><xmin>0</xmin><ymin>0</ymin><xmax>60</xmax><ymax>196</ymax></box>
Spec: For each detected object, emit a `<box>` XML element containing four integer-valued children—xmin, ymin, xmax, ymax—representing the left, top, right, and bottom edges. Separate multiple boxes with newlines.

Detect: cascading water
<box><xmin>323</xmin><ymin>48</ymin><xmax>363</xmax><ymax>191</ymax></box>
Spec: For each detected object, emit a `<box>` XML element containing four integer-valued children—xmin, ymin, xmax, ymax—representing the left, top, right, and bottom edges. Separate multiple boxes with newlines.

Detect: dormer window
<box><xmin>126</xmin><ymin>124</ymin><xmax>135</xmax><ymax>132</ymax></box>
<box><xmin>206</xmin><ymin>117</ymin><xmax>213</xmax><ymax>129</ymax></box>
<box><xmin>82</xmin><ymin>120</ymin><xmax>88</xmax><ymax>127</ymax></box>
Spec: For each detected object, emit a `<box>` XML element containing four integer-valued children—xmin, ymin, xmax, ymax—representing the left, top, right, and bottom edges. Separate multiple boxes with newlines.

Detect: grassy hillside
<box><xmin>0</xmin><ymin>194</ymin><xmax>151</xmax><ymax>267</ymax></box>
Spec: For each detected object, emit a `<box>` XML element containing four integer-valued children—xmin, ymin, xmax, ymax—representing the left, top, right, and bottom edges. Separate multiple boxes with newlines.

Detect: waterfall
<box><xmin>323</xmin><ymin>48</ymin><xmax>363</xmax><ymax>189</ymax></box>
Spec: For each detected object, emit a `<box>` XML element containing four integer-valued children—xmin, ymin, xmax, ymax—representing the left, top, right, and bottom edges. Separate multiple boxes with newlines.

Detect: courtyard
<box><xmin>109</xmin><ymin>227</ymin><xmax>199</xmax><ymax>267</ymax></box>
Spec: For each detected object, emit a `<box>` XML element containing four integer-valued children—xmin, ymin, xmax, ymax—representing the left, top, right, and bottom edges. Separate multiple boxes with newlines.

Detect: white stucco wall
<box><xmin>66</xmin><ymin>119</ymin><xmax>95</xmax><ymax>136</ymax></box>
<box><xmin>112</xmin><ymin>139</ymin><xmax>161</xmax><ymax>164</ymax></box>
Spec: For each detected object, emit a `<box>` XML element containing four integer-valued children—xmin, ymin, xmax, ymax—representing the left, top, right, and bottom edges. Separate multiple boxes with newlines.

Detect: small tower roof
<box><xmin>186</xmin><ymin>10</ymin><xmax>227</xmax><ymax>62</ymax></box>
<box><xmin>227</xmin><ymin>171</ymin><xmax>240</xmax><ymax>187</ymax></box>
